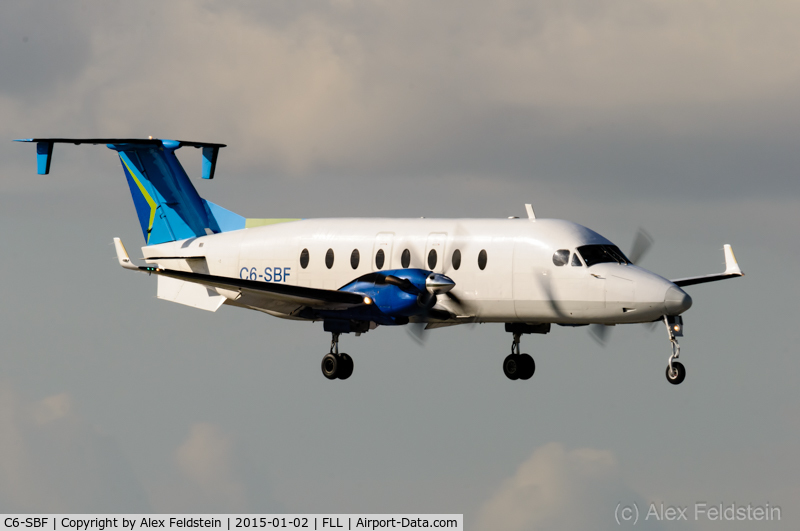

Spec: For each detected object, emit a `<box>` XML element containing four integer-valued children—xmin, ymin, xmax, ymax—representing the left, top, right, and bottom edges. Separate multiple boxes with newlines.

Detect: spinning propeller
<box><xmin>589</xmin><ymin>227</ymin><xmax>655</xmax><ymax>346</ymax></box>
<box><xmin>628</xmin><ymin>228</ymin><xmax>654</xmax><ymax>265</ymax></box>
<box><xmin>408</xmin><ymin>222</ymin><xmax>474</xmax><ymax>344</ymax></box>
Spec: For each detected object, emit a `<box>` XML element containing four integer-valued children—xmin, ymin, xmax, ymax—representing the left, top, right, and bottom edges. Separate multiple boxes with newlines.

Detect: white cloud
<box><xmin>149</xmin><ymin>422</ymin><xmax>278</xmax><ymax>513</ymax></box>
<box><xmin>476</xmin><ymin>442</ymin><xmax>662</xmax><ymax>531</ymax></box>
<box><xmin>0</xmin><ymin>383</ymin><xmax>149</xmax><ymax>512</ymax></box>
<box><xmin>174</xmin><ymin>423</ymin><xmax>248</xmax><ymax>511</ymax></box>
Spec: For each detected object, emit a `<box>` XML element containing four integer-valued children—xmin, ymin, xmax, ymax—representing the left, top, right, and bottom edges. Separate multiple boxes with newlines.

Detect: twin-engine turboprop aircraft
<box><xmin>17</xmin><ymin>138</ymin><xmax>744</xmax><ymax>384</ymax></box>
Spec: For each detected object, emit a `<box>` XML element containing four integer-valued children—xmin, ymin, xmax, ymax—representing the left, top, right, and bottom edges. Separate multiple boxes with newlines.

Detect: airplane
<box><xmin>16</xmin><ymin>137</ymin><xmax>744</xmax><ymax>384</ymax></box>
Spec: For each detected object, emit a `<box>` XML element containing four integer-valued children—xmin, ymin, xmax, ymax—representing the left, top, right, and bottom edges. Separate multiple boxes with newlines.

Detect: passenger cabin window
<box><xmin>401</xmin><ymin>249</ymin><xmax>411</xmax><ymax>268</ymax></box>
<box><xmin>375</xmin><ymin>249</ymin><xmax>385</xmax><ymax>270</ymax></box>
<box><xmin>428</xmin><ymin>249</ymin><xmax>437</xmax><ymax>269</ymax></box>
<box><xmin>350</xmin><ymin>249</ymin><xmax>360</xmax><ymax>269</ymax></box>
<box><xmin>576</xmin><ymin>245</ymin><xmax>630</xmax><ymax>267</ymax></box>
<box><xmin>552</xmin><ymin>249</ymin><xmax>570</xmax><ymax>266</ymax></box>
<box><xmin>571</xmin><ymin>253</ymin><xmax>583</xmax><ymax>267</ymax></box>
<box><xmin>478</xmin><ymin>249</ymin><xmax>487</xmax><ymax>270</ymax></box>
<box><xmin>300</xmin><ymin>248</ymin><xmax>309</xmax><ymax>269</ymax></box>
<box><xmin>325</xmin><ymin>248</ymin><xmax>335</xmax><ymax>269</ymax></box>
<box><xmin>452</xmin><ymin>249</ymin><xmax>461</xmax><ymax>270</ymax></box>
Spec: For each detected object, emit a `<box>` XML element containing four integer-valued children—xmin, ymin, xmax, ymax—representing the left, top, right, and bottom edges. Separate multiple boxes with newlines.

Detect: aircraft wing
<box><xmin>670</xmin><ymin>244</ymin><xmax>745</xmax><ymax>287</ymax></box>
<box><xmin>113</xmin><ymin>238</ymin><xmax>366</xmax><ymax>312</ymax></box>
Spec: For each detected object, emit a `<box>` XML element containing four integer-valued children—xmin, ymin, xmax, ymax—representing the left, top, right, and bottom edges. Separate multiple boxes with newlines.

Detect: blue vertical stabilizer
<box><xmin>15</xmin><ymin>137</ymin><xmax>246</xmax><ymax>245</ymax></box>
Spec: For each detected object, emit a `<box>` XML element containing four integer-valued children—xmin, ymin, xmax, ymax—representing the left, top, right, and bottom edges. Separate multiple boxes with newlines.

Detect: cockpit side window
<box><xmin>576</xmin><ymin>245</ymin><xmax>631</xmax><ymax>267</ymax></box>
<box><xmin>552</xmin><ymin>249</ymin><xmax>570</xmax><ymax>266</ymax></box>
<box><xmin>571</xmin><ymin>253</ymin><xmax>583</xmax><ymax>267</ymax></box>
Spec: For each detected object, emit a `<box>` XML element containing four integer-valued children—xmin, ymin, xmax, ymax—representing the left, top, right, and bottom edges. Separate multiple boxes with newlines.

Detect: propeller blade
<box><xmin>444</xmin><ymin>290</ymin><xmax>463</xmax><ymax>306</ymax></box>
<box><xmin>589</xmin><ymin>324</ymin><xmax>610</xmax><ymax>346</ymax></box>
<box><xmin>382</xmin><ymin>274</ymin><xmax>414</xmax><ymax>291</ymax></box>
<box><xmin>407</xmin><ymin>322</ymin><xmax>427</xmax><ymax>346</ymax></box>
<box><xmin>535</xmin><ymin>272</ymin><xmax>569</xmax><ymax>319</ymax></box>
<box><xmin>417</xmin><ymin>291</ymin><xmax>437</xmax><ymax>309</ymax></box>
<box><xmin>642</xmin><ymin>320</ymin><xmax>659</xmax><ymax>332</ymax></box>
<box><xmin>628</xmin><ymin>228</ymin><xmax>654</xmax><ymax>264</ymax></box>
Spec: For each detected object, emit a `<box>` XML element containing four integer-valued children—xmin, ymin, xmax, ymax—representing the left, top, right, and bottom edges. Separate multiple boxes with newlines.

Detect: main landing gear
<box><xmin>503</xmin><ymin>332</ymin><xmax>535</xmax><ymax>380</ymax></box>
<box><xmin>321</xmin><ymin>333</ymin><xmax>354</xmax><ymax>380</ymax></box>
<box><xmin>501</xmin><ymin>324</ymin><xmax>549</xmax><ymax>381</ymax></box>
<box><xmin>664</xmin><ymin>315</ymin><xmax>686</xmax><ymax>385</ymax></box>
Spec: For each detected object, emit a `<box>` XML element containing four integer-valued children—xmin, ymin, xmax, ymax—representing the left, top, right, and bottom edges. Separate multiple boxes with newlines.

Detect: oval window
<box><xmin>375</xmin><ymin>248</ymin><xmax>385</xmax><ymax>270</ymax></box>
<box><xmin>427</xmin><ymin>249</ymin><xmax>437</xmax><ymax>269</ymax></box>
<box><xmin>452</xmin><ymin>249</ymin><xmax>461</xmax><ymax>270</ymax></box>
<box><xmin>401</xmin><ymin>249</ymin><xmax>411</xmax><ymax>268</ymax></box>
<box><xmin>552</xmin><ymin>249</ymin><xmax>569</xmax><ymax>266</ymax></box>
<box><xmin>478</xmin><ymin>249</ymin><xmax>487</xmax><ymax>270</ymax></box>
<box><xmin>350</xmin><ymin>249</ymin><xmax>360</xmax><ymax>269</ymax></box>
<box><xmin>300</xmin><ymin>248</ymin><xmax>309</xmax><ymax>269</ymax></box>
<box><xmin>325</xmin><ymin>248</ymin><xmax>334</xmax><ymax>269</ymax></box>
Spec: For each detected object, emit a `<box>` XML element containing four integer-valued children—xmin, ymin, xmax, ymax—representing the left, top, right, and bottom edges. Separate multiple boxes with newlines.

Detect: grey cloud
<box><xmin>0</xmin><ymin>3</ymin><xmax>92</xmax><ymax>99</ymax></box>
<box><xmin>2</xmin><ymin>0</ymin><xmax>799</xmax><ymax>200</ymax></box>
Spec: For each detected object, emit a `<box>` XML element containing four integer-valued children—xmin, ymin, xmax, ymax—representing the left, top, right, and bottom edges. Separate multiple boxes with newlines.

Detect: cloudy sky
<box><xmin>1</xmin><ymin>1</ymin><xmax>798</xmax><ymax>528</ymax></box>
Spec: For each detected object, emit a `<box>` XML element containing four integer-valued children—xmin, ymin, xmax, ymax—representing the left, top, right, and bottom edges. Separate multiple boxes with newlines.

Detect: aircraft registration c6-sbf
<box><xmin>17</xmin><ymin>138</ymin><xmax>744</xmax><ymax>385</ymax></box>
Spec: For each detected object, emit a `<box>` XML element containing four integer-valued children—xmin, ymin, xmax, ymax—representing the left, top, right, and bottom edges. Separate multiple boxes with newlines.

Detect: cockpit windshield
<box><xmin>576</xmin><ymin>245</ymin><xmax>630</xmax><ymax>267</ymax></box>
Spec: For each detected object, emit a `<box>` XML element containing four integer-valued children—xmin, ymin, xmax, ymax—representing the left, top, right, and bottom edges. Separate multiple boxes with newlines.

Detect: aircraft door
<box><xmin>425</xmin><ymin>233</ymin><xmax>447</xmax><ymax>273</ymax></box>
<box><xmin>373</xmin><ymin>232</ymin><xmax>394</xmax><ymax>270</ymax></box>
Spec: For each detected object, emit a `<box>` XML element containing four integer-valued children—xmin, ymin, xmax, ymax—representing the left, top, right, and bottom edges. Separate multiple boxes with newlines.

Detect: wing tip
<box><xmin>723</xmin><ymin>244</ymin><xmax>743</xmax><ymax>276</ymax></box>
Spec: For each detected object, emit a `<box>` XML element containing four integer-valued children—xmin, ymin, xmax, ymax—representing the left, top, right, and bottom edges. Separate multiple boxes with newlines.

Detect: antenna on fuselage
<box><xmin>525</xmin><ymin>203</ymin><xmax>536</xmax><ymax>220</ymax></box>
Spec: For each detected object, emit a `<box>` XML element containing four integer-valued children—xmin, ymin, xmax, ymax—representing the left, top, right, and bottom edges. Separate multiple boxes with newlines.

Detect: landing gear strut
<box><xmin>503</xmin><ymin>331</ymin><xmax>535</xmax><ymax>381</ymax></box>
<box><xmin>664</xmin><ymin>316</ymin><xmax>686</xmax><ymax>385</ymax></box>
<box><xmin>321</xmin><ymin>333</ymin><xmax>354</xmax><ymax>380</ymax></box>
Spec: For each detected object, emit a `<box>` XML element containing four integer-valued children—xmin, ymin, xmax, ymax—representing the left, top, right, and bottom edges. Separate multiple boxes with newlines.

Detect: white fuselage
<box><xmin>142</xmin><ymin>218</ymin><xmax>689</xmax><ymax>325</ymax></box>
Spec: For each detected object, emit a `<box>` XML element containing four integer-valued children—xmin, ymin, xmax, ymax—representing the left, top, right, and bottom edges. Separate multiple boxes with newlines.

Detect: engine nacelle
<box><xmin>339</xmin><ymin>269</ymin><xmax>454</xmax><ymax>318</ymax></box>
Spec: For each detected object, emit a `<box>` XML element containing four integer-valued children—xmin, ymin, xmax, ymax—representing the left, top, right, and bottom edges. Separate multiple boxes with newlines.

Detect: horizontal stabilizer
<box><xmin>15</xmin><ymin>138</ymin><xmax>225</xmax><ymax>177</ymax></box>
<box><xmin>157</xmin><ymin>276</ymin><xmax>225</xmax><ymax>312</ymax></box>
<box><xmin>671</xmin><ymin>244</ymin><xmax>745</xmax><ymax>287</ymax></box>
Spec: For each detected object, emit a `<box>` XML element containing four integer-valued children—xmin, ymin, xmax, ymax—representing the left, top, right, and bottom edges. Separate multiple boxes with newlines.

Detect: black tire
<box><xmin>666</xmin><ymin>361</ymin><xmax>686</xmax><ymax>385</ymax></box>
<box><xmin>338</xmin><ymin>353</ymin><xmax>354</xmax><ymax>380</ymax></box>
<box><xmin>518</xmin><ymin>353</ymin><xmax>535</xmax><ymax>380</ymax></box>
<box><xmin>321</xmin><ymin>353</ymin><xmax>339</xmax><ymax>380</ymax></box>
<box><xmin>503</xmin><ymin>354</ymin><xmax>520</xmax><ymax>380</ymax></box>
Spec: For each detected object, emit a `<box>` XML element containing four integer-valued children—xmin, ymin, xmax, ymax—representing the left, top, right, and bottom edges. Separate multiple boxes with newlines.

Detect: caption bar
<box><xmin>1</xmin><ymin>516</ymin><xmax>462</xmax><ymax>531</ymax></box>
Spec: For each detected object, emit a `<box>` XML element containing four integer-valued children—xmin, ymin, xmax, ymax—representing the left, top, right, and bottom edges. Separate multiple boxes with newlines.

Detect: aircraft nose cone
<box><xmin>426</xmin><ymin>273</ymin><xmax>455</xmax><ymax>294</ymax></box>
<box><xmin>664</xmin><ymin>286</ymin><xmax>692</xmax><ymax>314</ymax></box>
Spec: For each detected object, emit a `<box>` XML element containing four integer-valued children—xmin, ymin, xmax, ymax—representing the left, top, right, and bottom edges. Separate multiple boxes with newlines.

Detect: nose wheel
<box><xmin>321</xmin><ymin>333</ymin><xmax>354</xmax><ymax>380</ymax></box>
<box><xmin>666</xmin><ymin>361</ymin><xmax>686</xmax><ymax>385</ymax></box>
<box><xmin>503</xmin><ymin>332</ymin><xmax>535</xmax><ymax>380</ymax></box>
<box><xmin>663</xmin><ymin>316</ymin><xmax>686</xmax><ymax>385</ymax></box>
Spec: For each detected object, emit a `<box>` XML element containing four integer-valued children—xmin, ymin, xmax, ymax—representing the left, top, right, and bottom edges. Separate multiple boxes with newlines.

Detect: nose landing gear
<box><xmin>321</xmin><ymin>333</ymin><xmax>354</xmax><ymax>380</ymax></box>
<box><xmin>664</xmin><ymin>315</ymin><xmax>686</xmax><ymax>385</ymax></box>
